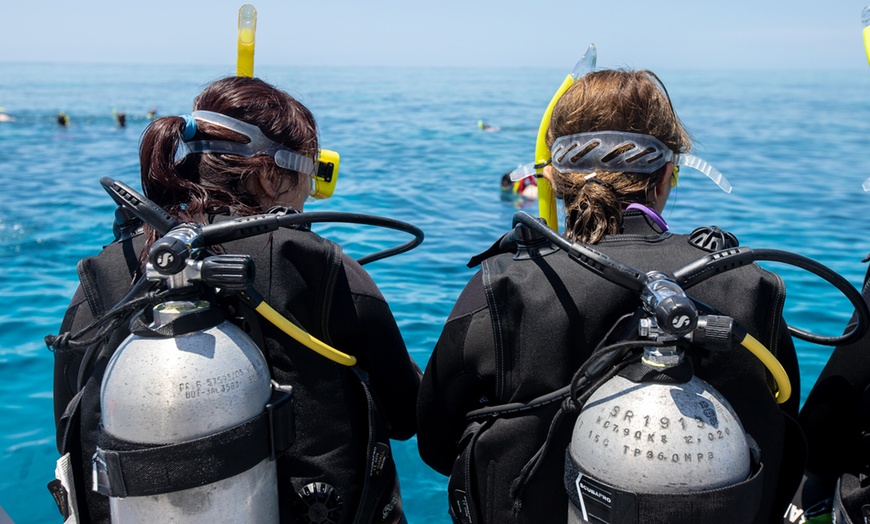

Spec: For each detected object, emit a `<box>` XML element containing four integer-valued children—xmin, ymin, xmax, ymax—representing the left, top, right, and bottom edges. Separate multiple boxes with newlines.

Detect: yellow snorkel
<box><xmin>236</xmin><ymin>4</ymin><xmax>257</xmax><ymax>77</ymax></box>
<box><xmin>863</xmin><ymin>5</ymin><xmax>870</xmax><ymax>66</ymax></box>
<box><xmin>525</xmin><ymin>44</ymin><xmax>597</xmax><ymax>230</ymax></box>
<box><xmin>230</xmin><ymin>5</ymin><xmax>353</xmax><ymax>365</ymax></box>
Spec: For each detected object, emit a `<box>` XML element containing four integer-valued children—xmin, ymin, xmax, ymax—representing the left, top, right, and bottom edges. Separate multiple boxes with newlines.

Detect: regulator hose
<box><xmin>513</xmin><ymin>211</ymin><xmax>869</xmax><ymax>347</ymax></box>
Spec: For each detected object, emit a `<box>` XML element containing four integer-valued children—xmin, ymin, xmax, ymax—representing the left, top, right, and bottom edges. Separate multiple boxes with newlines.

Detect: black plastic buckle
<box><xmin>267</xmin><ymin>383</ymin><xmax>295</xmax><ymax>460</ymax></box>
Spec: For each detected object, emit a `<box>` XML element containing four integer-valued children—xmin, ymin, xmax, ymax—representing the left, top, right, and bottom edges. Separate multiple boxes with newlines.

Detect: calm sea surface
<box><xmin>1</xmin><ymin>63</ymin><xmax>869</xmax><ymax>523</ymax></box>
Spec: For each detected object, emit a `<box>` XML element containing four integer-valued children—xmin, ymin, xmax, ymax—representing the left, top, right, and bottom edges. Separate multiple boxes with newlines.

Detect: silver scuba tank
<box><xmin>99</xmin><ymin>299</ymin><xmax>279</xmax><ymax>523</ymax></box>
<box><xmin>564</xmin><ymin>272</ymin><xmax>755</xmax><ymax>523</ymax></box>
<box><xmin>566</xmin><ymin>346</ymin><xmax>752</xmax><ymax>524</ymax></box>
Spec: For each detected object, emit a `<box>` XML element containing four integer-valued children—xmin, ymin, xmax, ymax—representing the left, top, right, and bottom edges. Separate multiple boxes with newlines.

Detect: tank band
<box><xmin>563</xmin><ymin>449</ymin><xmax>764</xmax><ymax>523</ymax></box>
<box><xmin>93</xmin><ymin>385</ymin><xmax>294</xmax><ymax>497</ymax></box>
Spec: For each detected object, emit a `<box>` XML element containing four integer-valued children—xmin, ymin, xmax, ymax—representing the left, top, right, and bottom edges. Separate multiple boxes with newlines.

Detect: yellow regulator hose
<box><xmin>240</xmin><ymin>288</ymin><xmax>357</xmax><ymax>367</ymax></box>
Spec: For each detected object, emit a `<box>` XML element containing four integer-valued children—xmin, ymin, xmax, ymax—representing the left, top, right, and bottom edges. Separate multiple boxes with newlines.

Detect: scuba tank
<box><xmin>99</xmin><ymin>301</ymin><xmax>279</xmax><ymax>522</ymax></box>
<box><xmin>93</xmin><ymin>225</ymin><xmax>292</xmax><ymax>523</ymax></box>
<box><xmin>565</xmin><ymin>273</ymin><xmax>759</xmax><ymax>523</ymax></box>
<box><xmin>494</xmin><ymin>211</ymin><xmax>870</xmax><ymax>524</ymax></box>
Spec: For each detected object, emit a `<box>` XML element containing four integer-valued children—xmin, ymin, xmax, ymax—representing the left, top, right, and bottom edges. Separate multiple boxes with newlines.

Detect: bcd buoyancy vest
<box><xmin>47</xmin><ymin>225</ymin><xmax>404</xmax><ymax>524</ymax></box>
<box><xmin>446</xmin><ymin>219</ymin><xmax>804</xmax><ymax>524</ymax></box>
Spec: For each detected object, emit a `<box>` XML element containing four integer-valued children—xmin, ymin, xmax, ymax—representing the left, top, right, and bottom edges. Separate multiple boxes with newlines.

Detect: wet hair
<box><xmin>139</xmin><ymin>76</ymin><xmax>318</xmax><ymax>222</ymax></box>
<box><xmin>501</xmin><ymin>172</ymin><xmax>513</xmax><ymax>190</ymax></box>
<box><xmin>546</xmin><ymin>69</ymin><xmax>691</xmax><ymax>244</ymax></box>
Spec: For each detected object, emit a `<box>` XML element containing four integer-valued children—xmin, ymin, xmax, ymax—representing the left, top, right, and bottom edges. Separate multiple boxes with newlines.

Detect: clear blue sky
<box><xmin>1</xmin><ymin>0</ymin><xmax>868</xmax><ymax>70</ymax></box>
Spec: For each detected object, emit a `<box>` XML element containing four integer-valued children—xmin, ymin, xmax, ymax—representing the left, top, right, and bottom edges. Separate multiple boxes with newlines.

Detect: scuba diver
<box><xmin>417</xmin><ymin>68</ymin><xmax>807</xmax><ymax>523</ymax></box>
<box><xmin>48</xmin><ymin>76</ymin><xmax>421</xmax><ymax>524</ymax></box>
<box><xmin>791</xmin><ymin>260</ymin><xmax>870</xmax><ymax>523</ymax></box>
<box><xmin>784</xmin><ymin>9</ymin><xmax>870</xmax><ymax>523</ymax></box>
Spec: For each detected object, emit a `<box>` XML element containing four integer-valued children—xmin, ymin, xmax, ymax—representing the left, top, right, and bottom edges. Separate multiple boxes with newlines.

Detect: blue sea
<box><xmin>1</xmin><ymin>62</ymin><xmax>869</xmax><ymax>523</ymax></box>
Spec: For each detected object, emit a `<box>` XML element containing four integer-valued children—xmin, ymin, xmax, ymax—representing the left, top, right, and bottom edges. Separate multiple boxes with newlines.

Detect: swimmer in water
<box><xmin>500</xmin><ymin>171</ymin><xmax>538</xmax><ymax>200</ymax></box>
<box><xmin>478</xmin><ymin>119</ymin><xmax>500</xmax><ymax>132</ymax></box>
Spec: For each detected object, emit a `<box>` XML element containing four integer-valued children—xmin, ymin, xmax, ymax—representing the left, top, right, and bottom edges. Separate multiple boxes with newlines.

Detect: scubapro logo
<box><xmin>156</xmin><ymin>252</ymin><xmax>174</xmax><ymax>268</ymax></box>
<box><xmin>672</xmin><ymin>315</ymin><xmax>691</xmax><ymax>330</ymax></box>
<box><xmin>577</xmin><ymin>480</ymin><xmax>611</xmax><ymax>505</ymax></box>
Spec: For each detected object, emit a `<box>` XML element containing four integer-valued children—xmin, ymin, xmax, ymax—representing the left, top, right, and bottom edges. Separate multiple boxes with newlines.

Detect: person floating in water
<box><xmin>113</xmin><ymin>110</ymin><xmax>127</xmax><ymax>128</ymax></box>
<box><xmin>57</xmin><ymin>112</ymin><xmax>70</xmax><ymax>127</ymax></box>
<box><xmin>478</xmin><ymin>119</ymin><xmax>500</xmax><ymax>132</ymax></box>
<box><xmin>146</xmin><ymin>106</ymin><xmax>158</xmax><ymax>119</ymax></box>
<box><xmin>500</xmin><ymin>170</ymin><xmax>538</xmax><ymax>200</ymax></box>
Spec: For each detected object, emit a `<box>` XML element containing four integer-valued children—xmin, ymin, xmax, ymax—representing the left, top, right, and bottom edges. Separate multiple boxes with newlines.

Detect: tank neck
<box><xmin>153</xmin><ymin>300</ymin><xmax>211</xmax><ymax>327</ymax></box>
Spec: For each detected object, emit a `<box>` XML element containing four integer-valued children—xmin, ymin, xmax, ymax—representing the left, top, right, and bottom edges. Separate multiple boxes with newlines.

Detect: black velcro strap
<box><xmin>564</xmin><ymin>449</ymin><xmax>764</xmax><ymax>524</ymax></box>
<box><xmin>95</xmin><ymin>385</ymin><xmax>293</xmax><ymax>498</ymax></box>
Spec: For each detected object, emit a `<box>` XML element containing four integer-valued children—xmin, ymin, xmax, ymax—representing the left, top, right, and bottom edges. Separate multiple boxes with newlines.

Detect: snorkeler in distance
<box><xmin>57</xmin><ymin>112</ymin><xmax>69</xmax><ymax>127</ymax></box>
<box><xmin>500</xmin><ymin>170</ymin><xmax>538</xmax><ymax>200</ymax></box>
<box><xmin>146</xmin><ymin>106</ymin><xmax>157</xmax><ymax>119</ymax></box>
<box><xmin>478</xmin><ymin>119</ymin><xmax>500</xmax><ymax>132</ymax></box>
<box><xmin>113</xmin><ymin>110</ymin><xmax>127</xmax><ymax>128</ymax></box>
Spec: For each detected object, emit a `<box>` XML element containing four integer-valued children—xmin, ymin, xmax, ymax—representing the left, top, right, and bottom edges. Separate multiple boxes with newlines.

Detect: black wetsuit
<box><xmin>417</xmin><ymin>212</ymin><xmax>804</xmax><ymax>524</ymax></box>
<box><xmin>793</xmin><ymin>264</ymin><xmax>870</xmax><ymax>522</ymax></box>
<box><xmin>52</xmin><ymin>217</ymin><xmax>421</xmax><ymax>524</ymax></box>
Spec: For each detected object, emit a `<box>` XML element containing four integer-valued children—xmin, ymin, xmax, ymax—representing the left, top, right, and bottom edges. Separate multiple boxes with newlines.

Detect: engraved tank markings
<box><xmin>582</xmin><ymin>402</ymin><xmax>738</xmax><ymax>464</ymax></box>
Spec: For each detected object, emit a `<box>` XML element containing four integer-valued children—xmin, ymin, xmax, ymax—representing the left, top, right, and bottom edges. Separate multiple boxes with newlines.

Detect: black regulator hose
<box><xmin>512</xmin><ymin>211</ymin><xmax>869</xmax><ymax>347</ymax></box>
<box><xmin>512</xmin><ymin>212</ymin><xmax>647</xmax><ymax>293</ymax></box>
<box><xmin>673</xmin><ymin>247</ymin><xmax>870</xmax><ymax>346</ymax></box>
<box><xmin>101</xmin><ymin>177</ymin><xmax>178</xmax><ymax>235</ymax></box>
<box><xmin>101</xmin><ymin>177</ymin><xmax>424</xmax><ymax>266</ymax></box>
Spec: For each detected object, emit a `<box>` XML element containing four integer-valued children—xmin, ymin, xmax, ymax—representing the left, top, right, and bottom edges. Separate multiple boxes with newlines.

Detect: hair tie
<box><xmin>180</xmin><ymin>114</ymin><xmax>197</xmax><ymax>140</ymax></box>
<box><xmin>583</xmin><ymin>176</ymin><xmax>615</xmax><ymax>193</ymax></box>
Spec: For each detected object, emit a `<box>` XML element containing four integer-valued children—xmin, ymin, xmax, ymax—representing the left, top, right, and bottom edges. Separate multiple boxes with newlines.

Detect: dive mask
<box><xmin>182</xmin><ymin>110</ymin><xmax>339</xmax><ymax>199</ymax></box>
<box><xmin>511</xmin><ymin>131</ymin><xmax>731</xmax><ymax>193</ymax></box>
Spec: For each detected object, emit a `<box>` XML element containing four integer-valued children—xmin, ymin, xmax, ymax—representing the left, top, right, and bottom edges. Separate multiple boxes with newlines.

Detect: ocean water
<box><xmin>1</xmin><ymin>62</ymin><xmax>869</xmax><ymax>523</ymax></box>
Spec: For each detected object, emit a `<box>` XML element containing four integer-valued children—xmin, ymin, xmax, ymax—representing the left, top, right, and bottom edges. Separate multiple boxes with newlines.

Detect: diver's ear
<box><xmin>655</xmin><ymin>163</ymin><xmax>674</xmax><ymax>200</ymax></box>
<box><xmin>251</xmin><ymin>170</ymin><xmax>308</xmax><ymax>210</ymax></box>
<box><xmin>650</xmin><ymin>163</ymin><xmax>674</xmax><ymax>211</ymax></box>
